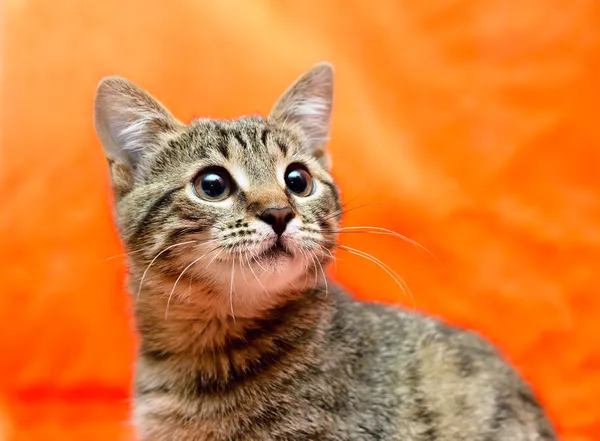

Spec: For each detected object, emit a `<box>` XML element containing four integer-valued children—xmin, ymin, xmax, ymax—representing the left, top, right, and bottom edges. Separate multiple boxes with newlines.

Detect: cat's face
<box><xmin>94</xmin><ymin>64</ymin><xmax>340</xmax><ymax>314</ymax></box>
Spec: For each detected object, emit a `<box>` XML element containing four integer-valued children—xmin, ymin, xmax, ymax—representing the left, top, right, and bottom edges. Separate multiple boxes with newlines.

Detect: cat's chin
<box><xmin>255</xmin><ymin>241</ymin><xmax>294</xmax><ymax>262</ymax></box>
<box><xmin>201</xmin><ymin>250</ymin><xmax>308</xmax><ymax>296</ymax></box>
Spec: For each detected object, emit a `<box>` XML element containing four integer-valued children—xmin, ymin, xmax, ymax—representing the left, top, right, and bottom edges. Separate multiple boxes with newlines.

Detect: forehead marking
<box><xmin>229</xmin><ymin>164</ymin><xmax>250</xmax><ymax>191</ymax></box>
<box><xmin>260</xmin><ymin>128</ymin><xmax>269</xmax><ymax>147</ymax></box>
<box><xmin>232</xmin><ymin>131</ymin><xmax>249</xmax><ymax>150</ymax></box>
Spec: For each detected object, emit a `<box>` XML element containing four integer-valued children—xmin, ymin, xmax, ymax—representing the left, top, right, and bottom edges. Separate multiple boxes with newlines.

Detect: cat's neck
<box><xmin>131</xmin><ymin>275</ymin><xmax>335</xmax><ymax>391</ymax></box>
<box><xmin>131</xmin><ymin>271</ymin><xmax>333</xmax><ymax>357</ymax></box>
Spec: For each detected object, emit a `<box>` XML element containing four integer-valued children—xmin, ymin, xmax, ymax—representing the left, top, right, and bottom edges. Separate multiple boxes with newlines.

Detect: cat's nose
<box><xmin>258</xmin><ymin>207</ymin><xmax>295</xmax><ymax>236</ymax></box>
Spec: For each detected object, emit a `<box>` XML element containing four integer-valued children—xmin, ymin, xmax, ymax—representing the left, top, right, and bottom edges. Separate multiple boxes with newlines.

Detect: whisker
<box><xmin>136</xmin><ymin>240</ymin><xmax>198</xmax><ymax>301</ymax></box>
<box><xmin>315</xmin><ymin>251</ymin><xmax>328</xmax><ymax>299</ymax></box>
<box><xmin>319</xmin><ymin>193</ymin><xmax>367</xmax><ymax>220</ymax></box>
<box><xmin>316</xmin><ymin>226</ymin><xmax>439</xmax><ymax>265</ymax></box>
<box><xmin>206</xmin><ymin>248</ymin><xmax>224</xmax><ymax>268</ymax></box>
<box><xmin>186</xmin><ymin>273</ymin><xmax>194</xmax><ymax>303</ymax></box>
<box><xmin>319</xmin><ymin>204</ymin><xmax>368</xmax><ymax>223</ymax></box>
<box><xmin>252</xmin><ymin>254</ymin><xmax>267</xmax><ymax>272</ymax></box>
<box><xmin>314</xmin><ymin>242</ymin><xmax>337</xmax><ymax>274</ymax></box>
<box><xmin>315</xmin><ymin>242</ymin><xmax>335</xmax><ymax>260</ymax></box>
<box><xmin>238</xmin><ymin>253</ymin><xmax>249</xmax><ymax>285</ymax></box>
<box><xmin>335</xmin><ymin>244</ymin><xmax>416</xmax><ymax>313</ymax></box>
<box><xmin>229</xmin><ymin>258</ymin><xmax>236</xmax><ymax>322</ymax></box>
<box><xmin>104</xmin><ymin>235</ymin><xmax>217</xmax><ymax>263</ymax></box>
<box><xmin>101</xmin><ymin>247</ymin><xmax>147</xmax><ymax>262</ymax></box>
<box><xmin>308</xmin><ymin>250</ymin><xmax>320</xmax><ymax>291</ymax></box>
<box><xmin>245</xmin><ymin>251</ymin><xmax>267</xmax><ymax>293</ymax></box>
<box><xmin>319</xmin><ymin>196</ymin><xmax>396</xmax><ymax>224</ymax></box>
<box><xmin>165</xmin><ymin>246</ymin><xmax>220</xmax><ymax>319</ymax></box>
<box><xmin>297</xmin><ymin>246</ymin><xmax>311</xmax><ymax>290</ymax></box>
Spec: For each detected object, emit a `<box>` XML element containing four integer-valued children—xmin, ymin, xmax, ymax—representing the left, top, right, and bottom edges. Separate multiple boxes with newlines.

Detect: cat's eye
<box><xmin>284</xmin><ymin>164</ymin><xmax>313</xmax><ymax>197</ymax></box>
<box><xmin>192</xmin><ymin>167</ymin><xmax>233</xmax><ymax>201</ymax></box>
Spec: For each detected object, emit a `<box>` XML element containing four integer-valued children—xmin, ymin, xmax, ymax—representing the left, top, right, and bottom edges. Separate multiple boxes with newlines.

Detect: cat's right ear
<box><xmin>94</xmin><ymin>77</ymin><xmax>184</xmax><ymax>195</ymax></box>
<box><xmin>269</xmin><ymin>63</ymin><xmax>334</xmax><ymax>169</ymax></box>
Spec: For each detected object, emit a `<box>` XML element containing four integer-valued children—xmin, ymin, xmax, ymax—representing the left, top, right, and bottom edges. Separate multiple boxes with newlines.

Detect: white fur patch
<box><xmin>291</xmin><ymin>98</ymin><xmax>329</xmax><ymax>118</ymax></box>
<box><xmin>110</xmin><ymin>108</ymin><xmax>164</xmax><ymax>153</ymax></box>
<box><xmin>283</xmin><ymin>217</ymin><xmax>302</xmax><ymax>237</ymax></box>
<box><xmin>193</xmin><ymin>218</ymin><xmax>311</xmax><ymax>318</ymax></box>
<box><xmin>276</xmin><ymin>163</ymin><xmax>287</xmax><ymax>187</ymax></box>
<box><xmin>229</xmin><ymin>164</ymin><xmax>250</xmax><ymax>191</ymax></box>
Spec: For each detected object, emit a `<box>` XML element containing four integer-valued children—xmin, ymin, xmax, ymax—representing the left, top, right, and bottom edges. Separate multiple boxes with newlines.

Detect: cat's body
<box><xmin>94</xmin><ymin>63</ymin><xmax>557</xmax><ymax>440</ymax></box>
<box><xmin>133</xmin><ymin>285</ymin><xmax>553</xmax><ymax>441</ymax></box>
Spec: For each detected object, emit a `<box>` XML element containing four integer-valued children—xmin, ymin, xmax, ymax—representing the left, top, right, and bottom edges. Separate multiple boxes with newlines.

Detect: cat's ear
<box><xmin>94</xmin><ymin>77</ymin><xmax>184</xmax><ymax>193</ymax></box>
<box><xmin>270</xmin><ymin>62</ymin><xmax>334</xmax><ymax>168</ymax></box>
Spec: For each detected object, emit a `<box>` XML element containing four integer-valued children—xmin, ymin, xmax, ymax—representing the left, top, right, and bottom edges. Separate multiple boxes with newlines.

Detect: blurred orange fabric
<box><xmin>1</xmin><ymin>1</ymin><xmax>599</xmax><ymax>440</ymax></box>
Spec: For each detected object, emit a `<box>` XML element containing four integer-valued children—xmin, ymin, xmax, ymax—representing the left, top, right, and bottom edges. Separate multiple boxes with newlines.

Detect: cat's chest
<box><xmin>134</xmin><ymin>378</ymin><xmax>333</xmax><ymax>440</ymax></box>
<box><xmin>134</xmin><ymin>354</ymin><xmax>402</xmax><ymax>440</ymax></box>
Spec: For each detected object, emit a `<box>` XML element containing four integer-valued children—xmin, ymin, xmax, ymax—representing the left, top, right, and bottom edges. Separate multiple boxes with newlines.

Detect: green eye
<box><xmin>193</xmin><ymin>167</ymin><xmax>232</xmax><ymax>201</ymax></box>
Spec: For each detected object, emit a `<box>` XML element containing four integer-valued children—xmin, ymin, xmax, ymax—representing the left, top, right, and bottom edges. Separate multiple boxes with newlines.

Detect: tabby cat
<box><xmin>94</xmin><ymin>63</ymin><xmax>557</xmax><ymax>440</ymax></box>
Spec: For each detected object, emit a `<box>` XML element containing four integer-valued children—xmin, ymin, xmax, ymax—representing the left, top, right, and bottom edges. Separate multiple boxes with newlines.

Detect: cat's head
<box><xmin>94</xmin><ymin>63</ymin><xmax>341</xmax><ymax>315</ymax></box>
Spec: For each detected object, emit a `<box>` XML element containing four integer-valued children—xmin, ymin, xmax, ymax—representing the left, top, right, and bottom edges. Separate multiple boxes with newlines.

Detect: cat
<box><xmin>94</xmin><ymin>62</ymin><xmax>557</xmax><ymax>440</ymax></box>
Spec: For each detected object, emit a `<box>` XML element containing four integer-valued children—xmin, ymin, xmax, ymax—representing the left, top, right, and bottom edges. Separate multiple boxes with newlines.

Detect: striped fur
<box><xmin>94</xmin><ymin>63</ymin><xmax>557</xmax><ymax>440</ymax></box>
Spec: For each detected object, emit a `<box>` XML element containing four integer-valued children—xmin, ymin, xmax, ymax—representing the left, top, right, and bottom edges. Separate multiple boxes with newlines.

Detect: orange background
<box><xmin>2</xmin><ymin>1</ymin><xmax>599</xmax><ymax>440</ymax></box>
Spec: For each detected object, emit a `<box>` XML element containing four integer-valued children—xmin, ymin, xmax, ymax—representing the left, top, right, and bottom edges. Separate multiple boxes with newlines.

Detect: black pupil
<box><xmin>285</xmin><ymin>169</ymin><xmax>308</xmax><ymax>194</ymax></box>
<box><xmin>201</xmin><ymin>173</ymin><xmax>227</xmax><ymax>198</ymax></box>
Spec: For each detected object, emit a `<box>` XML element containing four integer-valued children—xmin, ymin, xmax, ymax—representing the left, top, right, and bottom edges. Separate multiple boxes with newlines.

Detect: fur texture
<box><xmin>94</xmin><ymin>63</ymin><xmax>557</xmax><ymax>440</ymax></box>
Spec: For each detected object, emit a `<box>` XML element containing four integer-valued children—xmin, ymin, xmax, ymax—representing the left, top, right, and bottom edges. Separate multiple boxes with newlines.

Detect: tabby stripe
<box><xmin>194</xmin><ymin>297</ymin><xmax>315</xmax><ymax>395</ymax></box>
<box><xmin>260</xmin><ymin>128</ymin><xmax>270</xmax><ymax>147</ymax></box>
<box><xmin>216</xmin><ymin>125</ymin><xmax>230</xmax><ymax>158</ymax></box>
<box><xmin>217</xmin><ymin>143</ymin><xmax>229</xmax><ymax>159</ymax></box>
<box><xmin>407</xmin><ymin>362</ymin><xmax>439</xmax><ymax>440</ymax></box>
<box><xmin>517</xmin><ymin>388</ymin><xmax>540</xmax><ymax>407</ymax></box>
<box><xmin>456</xmin><ymin>350</ymin><xmax>476</xmax><ymax>377</ymax></box>
<box><xmin>277</xmin><ymin>141</ymin><xmax>287</xmax><ymax>155</ymax></box>
<box><xmin>194</xmin><ymin>338</ymin><xmax>298</xmax><ymax>396</ymax></box>
<box><xmin>141</xmin><ymin>348</ymin><xmax>176</xmax><ymax>362</ymax></box>
<box><xmin>129</xmin><ymin>186</ymin><xmax>182</xmax><ymax>242</ymax></box>
<box><xmin>233</xmin><ymin>131</ymin><xmax>248</xmax><ymax>150</ymax></box>
<box><xmin>484</xmin><ymin>395</ymin><xmax>515</xmax><ymax>441</ymax></box>
<box><xmin>165</xmin><ymin>226</ymin><xmax>208</xmax><ymax>242</ymax></box>
<box><xmin>537</xmin><ymin>425</ymin><xmax>556</xmax><ymax>440</ymax></box>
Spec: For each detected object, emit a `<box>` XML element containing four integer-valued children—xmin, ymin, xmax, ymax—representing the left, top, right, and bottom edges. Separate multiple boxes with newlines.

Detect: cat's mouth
<box><xmin>256</xmin><ymin>240</ymin><xmax>293</xmax><ymax>261</ymax></box>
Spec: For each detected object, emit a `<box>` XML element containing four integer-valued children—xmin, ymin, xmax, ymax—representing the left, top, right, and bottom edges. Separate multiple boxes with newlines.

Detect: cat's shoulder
<box><xmin>332</xmin><ymin>291</ymin><xmax>555</xmax><ymax>438</ymax></box>
<box><xmin>332</xmin><ymin>287</ymin><xmax>533</xmax><ymax>394</ymax></box>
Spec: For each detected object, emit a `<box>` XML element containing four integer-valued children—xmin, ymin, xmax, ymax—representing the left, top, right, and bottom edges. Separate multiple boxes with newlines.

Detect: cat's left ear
<box><xmin>270</xmin><ymin>62</ymin><xmax>334</xmax><ymax>169</ymax></box>
<box><xmin>94</xmin><ymin>76</ymin><xmax>184</xmax><ymax>196</ymax></box>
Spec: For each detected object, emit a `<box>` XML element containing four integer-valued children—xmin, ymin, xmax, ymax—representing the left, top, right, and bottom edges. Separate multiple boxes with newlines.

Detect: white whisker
<box><xmin>308</xmin><ymin>250</ymin><xmax>320</xmax><ymax>291</ymax></box>
<box><xmin>245</xmin><ymin>251</ymin><xmax>267</xmax><ymax>293</ymax></box>
<box><xmin>137</xmin><ymin>240</ymin><xmax>197</xmax><ymax>301</ymax></box>
<box><xmin>335</xmin><ymin>226</ymin><xmax>438</xmax><ymax>264</ymax></box>
<box><xmin>101</xmin><ymin>247</ymin><xmax>147</xmax><ymax>262</ymax></box>
<box><xmin>337</xmin><ymin>244</ymin><xmax>415</xmax><ymax>313</ymax></box>
<box><xmin>165</xmin><ymin>248</ymin><xmax>216</xmax><ymax>319</ymax></box>
<box><xmin>206</xmin><ymin>248</ymin><xmax>224</xmax><ymax>269</ymax></box>
<box><xmin>315</xmin><ymin>252</ymin><xmax>328</xmax><ymax>299</ymax></box>
<box><xmin>238</xmin><ymin>253</ymin><xmax>249</xmax><ymax>284</ymax></box>
<box><xmin>314</xmin><ymin>242</ymin><xmax>337</xmax><ymax>274</ymax></box>
<box><xmin>297</xmin><ymin>246</ymin><xmax>311</xmax><ymax>290</ymax></box>
<box><xmin>229</xmin><ymin>258</ymin><xmax>236</xmax><ymax>321</ymax></box>
<box><xmin>186</xmin><ymin>273</ymin><xmax>194</xmax><ymax>303</ymax></box>
<box><xmin>252</xmin><ymin>254</ymin><xmax>267</xmax><ymax>272</ymax></box>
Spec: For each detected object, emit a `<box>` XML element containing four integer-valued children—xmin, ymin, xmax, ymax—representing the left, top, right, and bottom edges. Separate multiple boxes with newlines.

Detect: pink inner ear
<box><xmin>95</xmin><ymin>78</ymin><xmax>183</xmax><ymax>168</ymax></box>
<box><xmin>291</xmin><ymin>98</ymin><xmax>330</xmax><ymax>118</ymax></box>
<box><xmin>269</xmin><ymin>64</ymin><xmax>333</xmax><ymax>136</ymax></box>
